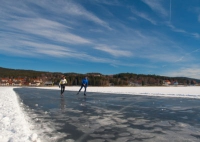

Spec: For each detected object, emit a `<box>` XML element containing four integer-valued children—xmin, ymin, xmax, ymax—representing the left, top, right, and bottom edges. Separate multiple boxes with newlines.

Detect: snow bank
<box><xmin>0</xmin><ymin>87</ymin><xmax>40</xmax><ymax>142</ymax></box>
<box><xmin>39</xmin><ymin>86</ymin><xmax>200</xmax><ymax>98</ymax></box>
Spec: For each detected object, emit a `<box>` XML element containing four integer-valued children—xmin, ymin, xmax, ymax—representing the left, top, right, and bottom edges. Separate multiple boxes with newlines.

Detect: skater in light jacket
<box><xmin>59</xmin><ymin>76</ymin><xmax>67</xmax><ymax>95</ymax></box>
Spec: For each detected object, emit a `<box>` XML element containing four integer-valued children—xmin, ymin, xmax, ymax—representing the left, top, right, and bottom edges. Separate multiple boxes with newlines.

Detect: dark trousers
<box><xmin>79</xmin><ymin>84</ymin><xmax>87</xmax><ymax>94</ymax></box>
<box><xmin>61</xmin><ymin>84</ymin><xmax>65</xmax><ymax>94</ymax></box>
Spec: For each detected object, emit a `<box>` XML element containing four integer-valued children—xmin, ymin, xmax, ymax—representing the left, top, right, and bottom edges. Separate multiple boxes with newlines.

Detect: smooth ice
<box><xmin>12</xmin><ymin>87</ymin><xmax>200</xmax><ymax>142</ymax></box>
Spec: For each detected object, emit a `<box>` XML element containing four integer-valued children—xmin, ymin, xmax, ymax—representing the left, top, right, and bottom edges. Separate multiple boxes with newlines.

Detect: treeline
<box><xmin>62</xmin><ymin>73</ymin><xmax>198</xmax><ymax>86</ymax></box>
<box><xmin>0</xmin><ymin>67</ymin><xmax>199</xmax><ymax>86</ymax></box>
<box><xmin>0</xmin><ymin>67</ymin><xmax>51</xmax><ymax>78</ymax></box>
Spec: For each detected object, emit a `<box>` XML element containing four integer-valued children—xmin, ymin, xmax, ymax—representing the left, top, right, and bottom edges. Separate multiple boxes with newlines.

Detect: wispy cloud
<box><xmin>192</xmin><ymin>33</ymin><xmax>200</xmax><ymax>38</ymax></box>
<box><xmin>193</xmin><ymin>48</ymin><xmax>200</xmax><ymax>53</ymax></box>
<box><xmin>142</xmin><ymin>0</ymin><xmax>168</xmax><ymax>17</ymax></box>
<box><xmin>0</xmin><ymin>1</ymin><xmax>37</xmax><ymax>19</ymax></box>
<box><xmin>0</xmin><ymin>1</ymin><xmax>94</xmax><ymax>47</ymax></box>
<box><xmin>167</xmin><ymin>23</ymin><xmax>200</xmax><ymax>39</ymax></box>
<box><xmin>131</xmin><ymin>9</ymin><xmax>157</xmax><ymax>25</ymax></box>
<box><xmin>0</xmin><ymin>32</ymin><xmax>135</xmax><ymax>66</ymax></box>
<box><xmin>0</xmin><ymin>38</ymin><xmax>119</xmax><ymax>65</ymax></box>
<box><xmin>164</xmin><ymin>67</ymin><xmax>200</xmax><ymax>79</ymax></box>
<box><xmin>8</xmin><ymin>18</ymin><xmax>91</xmax><ymax>45</ymax></box>
<box><xmin>95</xmin><ymin>45</ymin><xmax>132</xmax><ymax>57</ymax></box>
<box><xmin>194</xmin><ymin>7</ymin><xmax>200</xmax><ymax>22</ymax></box>
<box><xmin>0</xmin><ymin>39</ymin><xmax>74</xmax><ymax>58</ymax></box>
<box><xmin>167</xmin><ymin>23</ymin><xmax>187</xmax><ymax>34</ymax></box>
<box><xmin>63</xmin><ymin>1</ymin><xmax>112</xmax><ymax>30</ymax></box>
<box><xmin>0</xmin><ymin>0</ymin><xmax>111</xmax><ymax>30</ymax></box>
<box><xmin>175</xmin><ymin>57</ymin><xmax>184</xmax><ymax>62</ymax></box>
<box><xmin>141</xmin><ymin>52</ymin><xmax>185</xmax><ymax>63</ymax></box>
<box><xmin>170</xmin><ymin>48</ymin><xmax>199</xmax><ymax>63</ymax></box>
<box><xmin>137</xmin><ymin>12</ymin><xmax>157</xmax><ymax>25</ymax></box>
<box><xmin>91</xmin><ymin>0</ymin><xmax>120</xmax><ymax>6</ymax></box>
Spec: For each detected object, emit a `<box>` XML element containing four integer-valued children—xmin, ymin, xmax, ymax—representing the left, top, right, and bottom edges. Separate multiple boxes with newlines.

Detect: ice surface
<box><xmin>1</xmin><ymin>86</ymin><xmax>200</xmax><ymax>142</ymax></box>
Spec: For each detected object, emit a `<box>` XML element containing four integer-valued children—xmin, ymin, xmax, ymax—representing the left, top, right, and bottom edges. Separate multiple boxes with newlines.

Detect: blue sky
<box><xmin>1</xmin><ymin>0</ymin><xmax>200</xmax><ymax>79</ymax></box>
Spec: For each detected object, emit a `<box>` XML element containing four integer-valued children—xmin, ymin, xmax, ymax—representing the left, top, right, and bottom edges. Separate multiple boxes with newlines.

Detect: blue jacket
<box><xmin>82</xmin><ymin>78</ymin><xmax>88</xmax><ymax>86</ymax></box>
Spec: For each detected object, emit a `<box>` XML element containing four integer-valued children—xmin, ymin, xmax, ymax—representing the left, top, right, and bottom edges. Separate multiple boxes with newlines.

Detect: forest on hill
<box><xmin>0</xmin><ymin>67</ymin><xmax>199</xmax><ymax>86</ymax></box>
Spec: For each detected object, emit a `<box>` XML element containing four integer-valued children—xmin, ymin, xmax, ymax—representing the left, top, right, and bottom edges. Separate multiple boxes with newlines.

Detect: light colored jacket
<box><xmin>59</xmin><ymin>79</ymin><xmax>67</xmax><ymax>85</ymax></box>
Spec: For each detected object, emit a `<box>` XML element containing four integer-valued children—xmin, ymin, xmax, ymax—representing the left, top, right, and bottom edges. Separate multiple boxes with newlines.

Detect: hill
<box><xmin>0</xmin><ymin>67</ymin><xmax>199</xmax><ymax>86</ymax></box>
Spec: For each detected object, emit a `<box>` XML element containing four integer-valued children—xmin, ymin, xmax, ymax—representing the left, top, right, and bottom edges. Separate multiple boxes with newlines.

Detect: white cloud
<box><xmin>167</xmin><ymin>23</ymin><xmax>187</xmax><ymax>34</ymax></box>
<box><xmin>192</xmin><ymin>33</ymin><xmax>200</xmax><ymax>39</ymax></box>
<box><xmin>63</xmin><ymin>1</ymin><xmax>112</xmax><ymax>30</ymax></box>
<box><xmin>0</xmin><ymin>39</ymin><xmax>116</xmax><ymax>65</ymax></box>
<box><xmin>164</xmin><ymin>67</ymin><xmax>200</xmax><ymax>79</ymax></box>
<box><xmin>91</xmin><ymin>0</ymin><xmax>120</xmax><ymax>6</ymax></box>
<box><xmin>175</xmin><ymin>56</ymin><xmax>184</xmax><ymax>62</ymax></box>
<box><xmin>9</xmin><ymin>18</ymin><xmax>91</xmax><ymax>45</ymax></box>
<box><xmin>142</xmin><ymin>0</ymin><xmax>168</xmax><ymax>17</ymax></box>
<box><xmin>95</xmin><ymin>45</ymin><xmax>132</xmax><ymax>57</ymax></box>
<box><xmin>167</xmin><ymin>23</ymin><xmax>200</xmax><ymax>39</ymax></box>
<box><xmin>0</xmin><ymin>39</ymin><xmax>74</xmax><ymax>58</ymax></box>
<box><xmin>194</xmin><ymin>48</ymin><xmax>200</xmax><ymax>52</ymax></box>
<box><xmin>130</xmin><ymin>8</ymin><xmax>157</xmax><ymax>25</ymax></box>
<box><xmin>0</xmin><ymin>0</ymin><xmax>111</xmax><ymax>30</ymax></box>
<box><xmin>0</xmin><ymin>36</ymin><xmax>126</xmax><ymax>65</ymax></box>
<box><xmin>0</xmin><ymin>1</ymin><xmax>37</xmax><ymax>19</ymax></box>
<box><xmin>137</xmin><ymin>12</ymin><xmax>157</xmax><ymax>25</ymax></box>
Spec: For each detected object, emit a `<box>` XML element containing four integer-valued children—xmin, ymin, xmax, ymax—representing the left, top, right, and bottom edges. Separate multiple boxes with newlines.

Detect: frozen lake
<box><xmin>14</xmin><ymin>87</ymin><xmax>200</xmax><ymax>142</ymax></box>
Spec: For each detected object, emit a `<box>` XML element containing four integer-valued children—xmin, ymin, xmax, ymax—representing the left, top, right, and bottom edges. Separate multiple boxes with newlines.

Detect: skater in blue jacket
<box><xmin>77</xmin><ymin>77</ymin><xmax>88</xmax><ymax>96</ymax></box>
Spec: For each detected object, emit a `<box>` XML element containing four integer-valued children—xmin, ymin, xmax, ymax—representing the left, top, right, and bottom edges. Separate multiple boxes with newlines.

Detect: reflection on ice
<box><xmin>14</xmin><ymin>88</ymin><xmax>200</xmax><ymax>142</ymax></box>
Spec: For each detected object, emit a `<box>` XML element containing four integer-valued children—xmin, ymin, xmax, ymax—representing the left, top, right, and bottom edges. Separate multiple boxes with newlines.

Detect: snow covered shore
<box><xmin>0</xmin><ymin>87</ymin><xmax>40</xmax><ymax>142</ymax></box>
<box><xmin>1</xmin><ymin>86</ymin><xmax>200</xmax><ymax>142</ymax></box>
<box><xmin>40</xmin><ymin>86</ymin><xmax>200</xmax><ymax>98</ymax></box>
